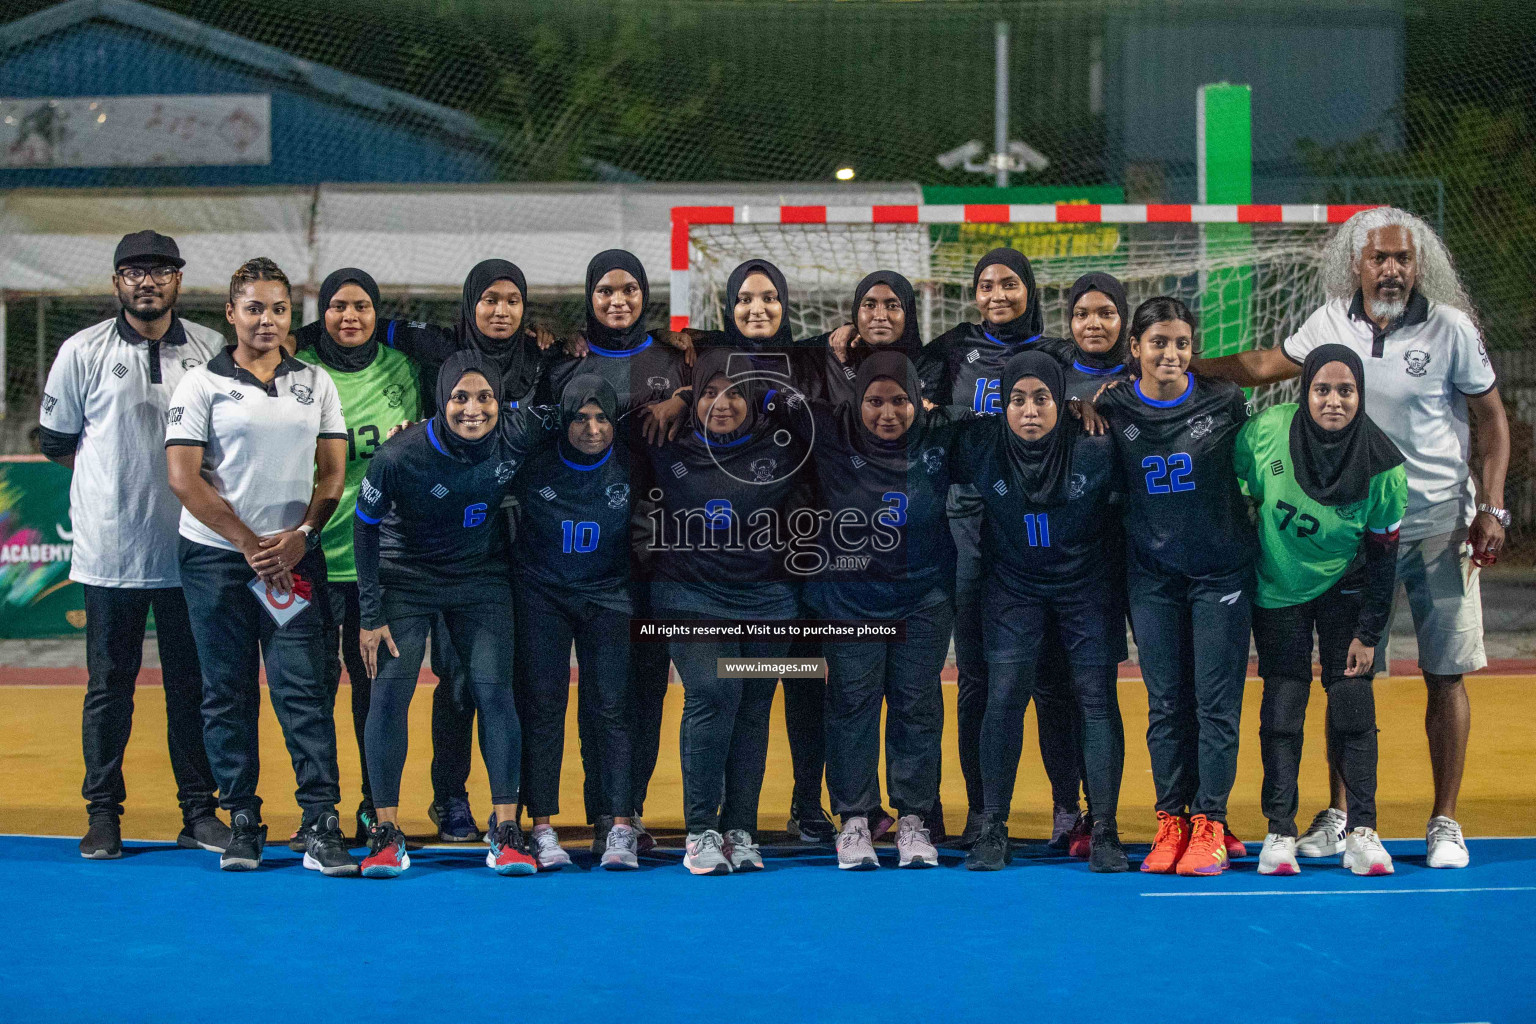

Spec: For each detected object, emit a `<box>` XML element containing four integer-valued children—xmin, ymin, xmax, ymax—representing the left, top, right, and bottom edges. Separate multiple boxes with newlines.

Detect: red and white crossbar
<box><xmin>668</xmin><ymin>202</ymin><xmax>1377</xmax><ymax>329</ymax></box>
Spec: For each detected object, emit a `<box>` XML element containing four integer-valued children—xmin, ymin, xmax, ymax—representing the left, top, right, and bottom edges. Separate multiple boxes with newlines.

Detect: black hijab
<box><xmin>311</xmin><ymin>268</ymin><xmax>383</xmax><ymax>373</ymax></box>
<box><xmin>457</xmin><ymin>259</ymin><xmax>534</xmax><ymax>393</ymax></box>
<box><xmin>723</xmin><ymin>260</ymin><xmax>795</xmax><ymax>349</ymax></box>
<box><xmin>851</xmin><ymin>270</ymin><xmax>922</xmax><ymax>360</ymax></box>
<box><xmin>849</xmin><ymin>349</ymin><xmax>926</xmax><ymax>472</ymax></box>
<box><xmin>1066</xmin><ymin>272</ymin><xmax>1129</xmax><ymax>371</ymax></box>
<box><xmin>688</xmin><ymin>346</ymin><xmax>760</xmax><ymax>448</ymax></box>
<box><xmin>973</xmin><ymin>247</ymin><xmax>1043</xmax><ymax>341</ymax></box>
<box><xmin>1000</xmin><ymin>350</ymin><xmax>1076</xmax><ymax>506</ymax></box>
<box><xmin>585</xmin><ymin>249</ymin><xmax>651</xmax><ymax>352</ymax></box>
<box><xmin>1290</xmin><ymin>344</ymin><xmax>1404</xmax><ymax>506</ymax></box>
<box><xmin>557</xmin><ymin>373</ymin><xmax>619</xmax><ymax>467</ymax></box>
<box><xmin>430</xmin><ymin>350</ymin><xmax>502</xmax><ymax>465</ymax></box>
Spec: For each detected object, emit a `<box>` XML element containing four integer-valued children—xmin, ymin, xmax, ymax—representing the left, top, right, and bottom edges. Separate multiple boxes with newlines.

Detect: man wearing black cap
<box><xmin>38</xmin><ymin>230</ymin><xmax>230</xmax><ymax>858</ymax></box>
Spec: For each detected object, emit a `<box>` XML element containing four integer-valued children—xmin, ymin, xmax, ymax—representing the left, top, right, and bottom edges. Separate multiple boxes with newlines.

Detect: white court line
<box><xmin>1141</xmin><ymin>886</ymin><xmax>1536</xmax><ymax>897</ymax></box>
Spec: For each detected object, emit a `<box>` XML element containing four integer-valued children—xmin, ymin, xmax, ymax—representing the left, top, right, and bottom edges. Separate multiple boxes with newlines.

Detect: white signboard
<box><xmin>1</xmin><ymin>94</ymin><xmax>271</xmax><ymax>169</ymax></box>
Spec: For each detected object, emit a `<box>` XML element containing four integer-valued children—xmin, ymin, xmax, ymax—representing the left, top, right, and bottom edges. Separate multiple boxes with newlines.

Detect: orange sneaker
<box><xmin>1139</xmin><ymin>811</ymin><xmax>1190</xmax><ymax>874</ymax></box>
<box><xmin>1176</xmin><ymin>814</ymin><xmax>1230</xmax><ymax>876</ymax></box>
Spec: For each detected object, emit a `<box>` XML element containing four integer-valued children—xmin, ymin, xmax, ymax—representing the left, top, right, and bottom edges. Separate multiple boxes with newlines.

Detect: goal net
<box><xmin>675</xmin><ymin>204</ymin><xmax>1374</xmax><ymax>413</ymax></box>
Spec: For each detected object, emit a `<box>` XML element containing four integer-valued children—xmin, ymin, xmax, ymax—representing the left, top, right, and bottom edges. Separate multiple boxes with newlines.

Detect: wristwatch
<box><xmin>1477</xmin><ymin>503</ymin><xmax>1511</xmax><ymax>528</ymax></box>
<box><xmin>297</xmin><ymin>523</ymin><xmax>320</xmax><ymax>549</ymax></box>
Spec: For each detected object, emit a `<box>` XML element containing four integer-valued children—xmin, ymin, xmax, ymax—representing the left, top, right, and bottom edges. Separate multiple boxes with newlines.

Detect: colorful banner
<box><xmin>0</xmin><ymin>457</ymin><xmax>83</xmax><ymax>638</ymax></box>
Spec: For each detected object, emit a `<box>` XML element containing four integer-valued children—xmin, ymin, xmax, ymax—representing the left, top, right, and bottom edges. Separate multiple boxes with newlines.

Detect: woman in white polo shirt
<box><xmin>166</xmin><ymin>257</ymin><xmax>352</xmax><ymax>876</ymax></box>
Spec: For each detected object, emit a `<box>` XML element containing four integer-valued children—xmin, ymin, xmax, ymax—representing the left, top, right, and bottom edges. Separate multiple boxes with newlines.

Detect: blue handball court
<box><xmin>1</xmin><ymin>834</ymin><xmax>1532</xmax><ymax>1022</ymax></box>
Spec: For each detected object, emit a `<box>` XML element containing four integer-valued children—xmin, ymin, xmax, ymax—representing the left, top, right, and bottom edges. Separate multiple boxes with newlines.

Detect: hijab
<box><xmin>688</xmin><ymin>346</ymin><xmax>760</xmax><ymax>448</ymax></box>
<box><xmin>557</xmin><ymin>373</ymin><xmax>619</xmax><ymax>467</ymax></box>
<box><xmin>723</xmin><ymin>259</ymin><xmax>795</xmax><ymax>349</ymax></box>
<box><xmin>430</xmin><ymin>350</ymin><xmax>502</xmax><ymax>465</ymax></box>
<box><xmin>584</xmin><ymin>249</ymin><xmax>651</xmax><ymax>352</ymax></box>
<box><xmin>310</xmin><ymin>268</ymin><xmax>383</xmax><ymax>373</ymax></box>
<box><xmin>999</xmin><ymin>349</ymin><xmax>1075</xmax><ymax>506</ymax></box>
<box><xmin>1290</xmin><ymin>343</ymin><xmax>1404</xmax><ymax>506</ymax></box>
<box><xmin>457</xmin><ymin>258</ymin><xmax>535</xmax><ymax>394</ymax></box>
<box><xmin>851</xmin><ymin>270</ymin><xmax>922</xmax><ymax>360</ymax></box>
<box><xmin>849</xmin><ymin>349</ymin><xmax>926</xmax><ymax>472</ymax></box>
<box><xmin>972</xmin><ymin>247</ymin><xmax>1043</xmax><ymax>341</ymax></box>
<box><xmin>1065</xmin><ymin>271</ymin><xmax>1129</xmax><ymax>371</ymax></box>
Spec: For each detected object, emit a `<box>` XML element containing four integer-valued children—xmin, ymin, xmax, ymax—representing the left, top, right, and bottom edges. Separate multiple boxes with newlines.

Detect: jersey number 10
<box><xmin>561</xmin><ymin>520</ymin><xmax>601</xmax><ymax>553</ymax></box>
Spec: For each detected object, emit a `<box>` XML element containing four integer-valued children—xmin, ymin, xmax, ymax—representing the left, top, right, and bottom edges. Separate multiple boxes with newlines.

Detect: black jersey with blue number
<box><xmin>537</xmin><ymin>335</ymin><xmax>685</xmax><ymax>411</ymax></box>
<box><xmin>1060</xmin><ymin>350</ymin><xmax>1132</xmax><ymax>403</ymax></box>
<box><xmin>1096</xmin><ymin>372</ymin><xmax>1258</xmax><ymax>577</ymax></box>
<box><xmin>949</xmin><ymin>422</ymin><xmax>1120</xmax><ymax>596</ymax></box>
<box><xmin>512</xmin><ymin>438</ymin><xmax>634</xmax><ymax>613</ymax></box>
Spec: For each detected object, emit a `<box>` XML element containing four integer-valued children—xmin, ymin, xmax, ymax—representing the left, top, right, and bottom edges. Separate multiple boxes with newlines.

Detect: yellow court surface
<box><xmin>2</xmin><ymin>675</ymin><xmax>1533</xmax><ymax>843</ymax></box>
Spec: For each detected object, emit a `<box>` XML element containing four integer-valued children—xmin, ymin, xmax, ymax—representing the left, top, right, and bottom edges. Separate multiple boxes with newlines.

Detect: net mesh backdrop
<box><xmin>0</xmin><ymin>0</ymin><xmax>1532</xmax><ymax>552</ymax></box>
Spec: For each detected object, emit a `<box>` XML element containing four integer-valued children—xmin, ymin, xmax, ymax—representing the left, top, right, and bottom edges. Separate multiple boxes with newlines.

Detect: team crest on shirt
<box><xmin>750</xmin><ymin>458</ymin><xmax>777</xmax><ymax>483</ymax></box>
<box><xmin>1404</xmin><ymin>349</ymin><xmax>1431</xmax><ymax>377</ymax></box>
<box><xmin>167</xmin><ymin>406</ymin><xmax>184</xmax><ymax>425</ymax></box>
<box><xmin>180</xmin><ymin>357</ymin><xmax>203</xmax><ymax>370</ymax></box>
<box><xmin>1188</xmin><ymin>414</ymin><xmax>1214</xmax><ymax>440</ymax></box>
<box><xmin>647</xmin><ymin>376</ymin><xmax>670</xmax><ymax>391</ymax></box>
<box><xmin>1068</xmin><ymin>473</ymin><xmax>1087</xmax><ymax>500</ymax></box>
<box><xmin>1337</xmin><ymin>502</ymin><xmax>1362</xmax><ymax>521</ymax></box>
<box><xmin>850</xmin><ymin>454</ymin><xmax>867</xmax><ymax>469</ymax></box>
<box><xmin>1123</xmin><ymin>424</ymin><xmax>1140</xmax><ymax>441</ymax></box>
<box><xmin>921</xmin><ymin>447</ymin><xmax>945</xmax><ymax>474</ymax></box>
<box><xmin>606</xmin><ymin>483</ymin><xmax>630</xmax><ymax>509</ymax></box>
<box><xmin>382</xmin><ymin>384</ymin><xmax>406</xmax><ymax>408</ymax></box>
<box><xmin>494</xmin><ymin>460</ymin><xmax>518</xmax><ymax>485</ymax></box>
<box><xmin>41</xmin><ymin>393</ymin><xmax>58</xmax><ymax>415</ymax></box>
<box><xmin>289</xmin><ymin>383</ymin><xmax>315</xmax><ymax>405</ymax></box>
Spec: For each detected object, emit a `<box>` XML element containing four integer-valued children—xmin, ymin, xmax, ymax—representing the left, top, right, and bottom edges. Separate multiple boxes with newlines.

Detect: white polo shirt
<box><xmin>1282</xmin><ymin>290</ymin><xmax>1496</xmax><ymax>541</ymax></box>
<box><xmin>38</xmin><ymin>315</ymin><xmax>226</xmax><ymax>587</ymax></box>
<box><xmin>165</xmin><ymin>347</ymin><xmax>347</xmax><ymax>551</ymax></box>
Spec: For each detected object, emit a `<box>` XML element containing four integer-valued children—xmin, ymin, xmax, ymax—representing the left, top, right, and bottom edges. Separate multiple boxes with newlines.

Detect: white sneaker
<box><xmin>723</xmin><ymin>828</ymin><xmax>763</xmax><ymax>872</ymax></box>
<box><xmin>531</xmin><ymin>824</ymin><xmax>572</xmax><ymax>870</ymax></box>
<box><xmin>836</xmin><ymin>817</ymin><xmax>878</xmax><ymax>870</ymax></box>
<box><xmin>1258</xmin><ymin>833</ymin><xmax>1300</xmax><ymax>876</ymax></box>
<box><xmin>1426</xmin><ymin>815</ymin><xmax>1470</xmax><ymax>869</ymax></box>
<box><xmin>1342</xmin><ymin>826</ymin><xmax>1394</xmax><ymax>876</ymax></box>
<box><xmin>600</xmin><ymin>824</ymin><xmax>639</xmax><ymax>870</ymax></box>
<box><xmin>683</xmin><ymin>829</ymin><xmax>731</xmax><ymax>875</ymax></box>
<box><xmin>1295</xmin><ymin>807</ymin><xmax>1348</xmax><ymax>857</ymax></box>
<box><xmin>896</xmin><ymin>814</ymin><xmax>938</xmax><ymax>868</ymax></box>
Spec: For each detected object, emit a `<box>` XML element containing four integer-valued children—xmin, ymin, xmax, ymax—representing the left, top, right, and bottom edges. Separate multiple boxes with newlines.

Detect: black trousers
<box><xmin>1254</xmin><ymin>576</ymin><xmax>1379</xmax><ymax>835</ymax></box>
<box><xmin>1128</xmin><ymin>564</ymin><xmax>1252</xmax><ymax>823</ymax></box>
<box><xmin>319</xmin><ymin>581</ymin><xmax>372</xmax><ymax>804</ymax></box>
<box><xmin>178</xmin><ymin>540</ymin><xmax>339</xmax><ymax>822</ymax></box>
<box><xmin>426</xmin><ymin>617</ymin><xmax>481</xmax><ymax>807</ymax></box>
<box><xmin>80</xmin><ymin>584</ymin><xmax>218</xmax><ymax>821</ymax></box>
<box><xmin>366</xmin><ymin>582</ymin><xmax>519</xmax><ymax>808</ymax></box>
<box><xmin>950</xmin><ymin>514</ymin><xmax>988</xmax><ymax>814</ymax></box>
<box><xmin>514</xmin><ymin>581</ymin><xmax>632</xmax><ymax>819</ymax></box>
<box><xmin>783</xmin><ymin>640</ymin><xmax>827</xmax><ymax>807</ymax></box>
<box><xmin>622</xmin><ymin>631</ymin><xmax>673</xmax><ymax>819</ymax></box>
<box><xmin>661</xmin><ymin>605</ymin><xmax>784</xmax><ymax>836</ymax></box>
<box><xmin>823</xmin><ymin>595</ymin><xmax>951</xmax><ymax>821</ymax></box>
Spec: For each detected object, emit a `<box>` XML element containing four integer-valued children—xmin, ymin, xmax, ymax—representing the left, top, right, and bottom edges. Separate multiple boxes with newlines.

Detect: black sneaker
<box><xmin>80</xmin><ymin>813</ymin><xmax>122</xmax><ymax>860</ymax></box>
<box><xmin>287</xmin><ymin>819</ymin><xmax>309</xmax><ymax>853</ymax></box>
<box><xmin>354</xmin><ymin>801</ymin><xmax>377</xmax><ymax>847</ymax></box>
<box><xmin>1046</xmin><ymin>805</ymin><xmax>1082</xmax><ymax>853</ymax></box>
<box><xmin>221</xmin><ymin>810</ymin><xmax>266</xmax><ymax>871</ymax></box>
<box><xmin>177</xmin><ymin>815</ymin><xmax>231</xmax><ymax>853</ymax></box>
<box><xmin>953</xmin><ymin>810</ymin><xmax>988</xmax><ymax>851</ymax></box>
<box><xmin>965</xmin><ymin>820</ymin><xmax>1012</xmax><ymax>871</ymax></box>
<box><xmin>429</xmin><ymin>797</ymin><xmax>483</xmax><ymax>842</ymax></box>
<box><xmin>303</xmin><ymin>813</ymin><xmax>360</xmax><ymax>877</ymax></box>
<box><xmin>1089</xmin><ymin>818</ymin><xmax>1129</xmax><ymax>873</ymax></box>
<box><xmin>788</xmin><ymin>799</ymin><xmax>837</xmax><ymax>843</ymax></box>
<box><xmin>590</xmin><ymin>814</ymin><xmax>614</xmax><ymax>857</ymax></box>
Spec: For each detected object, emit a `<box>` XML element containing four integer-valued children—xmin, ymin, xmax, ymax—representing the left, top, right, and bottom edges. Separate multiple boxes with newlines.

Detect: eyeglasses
<box><xmin>117</xmin><ymin>266</ymin><xmax>180</xmax><ymax>284</ymax></box>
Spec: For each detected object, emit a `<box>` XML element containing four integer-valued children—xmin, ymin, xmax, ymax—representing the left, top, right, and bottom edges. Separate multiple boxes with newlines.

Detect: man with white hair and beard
<box><xmin>1197</xmin><ymin>206</ymin><xmax>1508</xmax><ymax>869</ymax></box>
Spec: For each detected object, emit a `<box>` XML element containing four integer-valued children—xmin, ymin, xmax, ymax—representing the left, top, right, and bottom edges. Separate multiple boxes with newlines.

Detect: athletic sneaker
<box><xmin>1296</xmin><ymin>807</ymin><xmax>1348</xmax><ymax>857</ymax></box>
<box><xmin>177</xmin><ymin>815</ymin><xmax>231</xmax><ymax>853</ymax></box>
<box><xmin>361</xmin><ymin>821</ymin><xmax>410</xmax><ymax>878</ymax></box>
<box><xmin>896</xmin><ymin>814</ymin><xmax>938</xmax><ymax>868</ymax></box>
<box><xmin>1140</xmin><ymin>811</ymin><xmax>1190</xmax><ymax>874</ymax></box>
<box><xmin>1089</xmin><ymin>819</ymin><xmax>1129</xmax><ymax>873</ymax></box>
<box><xmin>221</xmin><ymin>811</ymin><xmax>266</xmax><ymax>871</ymax></box>
<box><xmin>1047</xmin><ymin>806</ymin><xmax>1082</xmax><ymax>852</ymax></box>
<box><xmin>836</xmin><ymin>817</ymin><xmax>878</xmax><ymax>871</ymax></box>
<box><xmin>80</xmin><ymin>813</ymin><xmax>122</xmax><ymax>860</ymax></box>
<box><xmin>788</xmin><ymin>800</ymin><xmax>837</xmax><ymax>843</ymax></box>
<box><xmin>354</xmin><ymin>802</ymin><xmax>376</xmax><ymax>848</ymax></box>
<box><xmin>1426</xmin><ymin>815</ymin><xmax>1470</xmax><ymax>869</ymax></box>
<box><xmin>632</xmin><ymin>816</ymin><xmax>656</xmax><ymax>855</ymax></box>
<box><xmin>1342</xmin><ymin>826</ymin><xmax>1394</xmax><ymax>876</ymax></box>
<box><xmin>531</xmin><ymin>824</ymin><xmax>572</xmax><ymax>871</ymax></box>
<box><xmin>430</xmin><ymin>797</ymin><xmax>482</xmax><ymax>842</ymax></box>
<box><xmin>724</xmin><ymin>829</ymin><xmax>764</xmax><ymax>872</ymax></box>
<box><xmin>965</xmin><ymin>820</ymin><xmax>1012</xmax><ymax>871</ymax></box>
<box><xmin>683</xmin><ymin>829</ymin><xmax>731</xmax><ymax>876</ymax></box>
<box><xmin>1258</xmin><ymin>833</ymin><xmax>1301</xmax><ymax>876</ymax></box>
<box><xmin>1175</xmin><ymin>814</ymin><xmax>1229</xmax><ymax>876</ymax></box>
<box><xmin>303</xmin><ymin>813</ymin><xmax>360</xmax><ymax>877</ymax></box>
<box><xmin>870</xmin><ymin>810</ymin><xmax>896</xmax><ymax>844</ymax></box>
<box><xmin>954</xmin><ymin>810</ymin><xmax>988</xmax><ymax>851</ymax></box>
<box><xmin>601</xmin><ymin>824</ymin><xmax>639</xmax><ymax>870</ymax></box>
<box><xmin>1066</xmin><ymin>812</ymin><xmax>1093</xmax><ymax>859</ymax></box>
<box><xmin>485</xmin><ymin>817</ymin><xmax>536</xmax><ymax>875</ymax></box>
<box><xmin>1223</xmin><ymin>826</ymin><xmax>1248</xmax><ymax>860</ymax></box>
<box><xmin>287</xmin><ymin>825</ymin><xmax>308</xmax><ymax>853</ymax></box>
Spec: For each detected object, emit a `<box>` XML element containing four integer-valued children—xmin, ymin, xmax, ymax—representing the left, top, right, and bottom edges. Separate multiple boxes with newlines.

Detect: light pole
<box><xmin>934</xmin><ymin>21</ymin><xmax>1050</xmax><ymax>185</ymax></box>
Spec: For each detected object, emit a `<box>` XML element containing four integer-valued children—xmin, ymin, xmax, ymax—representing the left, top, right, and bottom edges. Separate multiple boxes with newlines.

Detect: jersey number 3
<box><xmin>1143</xmin><ymin>453</ymin><xmax>1195</xmax><ymax>494</ymax></box>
